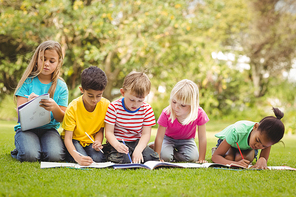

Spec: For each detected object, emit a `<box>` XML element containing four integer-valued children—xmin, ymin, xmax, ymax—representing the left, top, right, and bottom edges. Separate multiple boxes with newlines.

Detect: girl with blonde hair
<box><xmin>11</xmin><ymin>40</ymin><xmax>68</xmax><ymax>162</ymax></box>
<box><xmin>152</xmin><ymin>79</ymin><xmax>209</xmax><ymax>163</ymax></box>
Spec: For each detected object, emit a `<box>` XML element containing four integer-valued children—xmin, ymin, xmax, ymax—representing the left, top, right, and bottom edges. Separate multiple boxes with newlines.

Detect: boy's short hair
<box><xmin>122</xmin><ymin>71</ymin><xmax>151</xmax><ymax>98</ymax></box>
<box><xmin>81</xmin><ymin>66</ymin><xmax>107</xmax><ymax>91</ymax></box>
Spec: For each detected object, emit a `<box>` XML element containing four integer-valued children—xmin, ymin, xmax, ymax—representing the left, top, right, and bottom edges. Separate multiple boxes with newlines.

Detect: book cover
<box><xmin>18</xmin><ymin>93</ymin><xmax>51</xmax><ymax>131</ymax></box>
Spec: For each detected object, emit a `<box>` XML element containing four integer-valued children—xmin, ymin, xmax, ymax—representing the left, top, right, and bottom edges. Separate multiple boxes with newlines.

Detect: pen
<box><xmin>85</xmin><ymin>132</ymin><xmax>104</xmax><ymax>154</ymax></box>
<box><xmin>122</xmin><ymin>139</ymin><xmax>132</xmax><ymax>163</ymax></box>
<box><xmin>73</xmin><ymin>149</ymin><xmax>86</xmax><ymax>157</ymax></box>
<box><xmin>236</xmin><ymin>142</ymin><xmax>244</xmax><ymax>160</ymax></box>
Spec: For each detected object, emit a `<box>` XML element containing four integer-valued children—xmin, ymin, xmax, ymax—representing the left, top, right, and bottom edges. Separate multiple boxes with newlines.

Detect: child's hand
<box><xmin>196</xmin><ymin>160</ymin><xmax>208</xmax><ymax>164</ymax></box>
<box><xmin>235</xmin><ymin>159</ymin><xmax>250</xmax><ymax>168</ymax></box>
<box><xmin>132</xmin><ymin>150</ymin><xmax>144</xmax><ymax>164</ymax></box>
<box><xmin>92</xmin><ymin>141</ymin><xmax>103</xmax><ymax>151</ymax></box>
<box><xmin>28</xmin><ymin>93</ymin><xmax>38</xmax><ymax>101</ymax></box>
<box><xmin>39</xmin><ymin>98</ymin><xmax>58</xmax><ymax>112</ymax></box>
<box><xmin>114</xmin><ymin>142</ymin><xmax>129</xmax><ymax>154</ymax></box>
<box><xmin>250</xmin><ymin>157</ymin><xmax>268</xmax><ymax>169</ymax></box>
<box><xmin>76</xmin><ymin>155</ymin><xmax>94</xmax><ymax>166</ymax></box>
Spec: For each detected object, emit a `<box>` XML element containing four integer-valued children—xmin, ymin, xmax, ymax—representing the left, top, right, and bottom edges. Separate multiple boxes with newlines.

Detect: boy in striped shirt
<box><xmin>104</xmin><ymin>71</ymin><xmax>160</xmax><ymax>163</ymax></box>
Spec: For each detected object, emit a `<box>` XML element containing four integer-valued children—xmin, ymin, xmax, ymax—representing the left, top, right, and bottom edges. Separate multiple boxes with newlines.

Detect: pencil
<box><xmin>122</xmin><ymin>139</ymin><xmax>132</xmax><ymax>163</ymax></box>
<box><xmin>236</xmin><ymin>142</ymin><xmax>244</xmax><ymax>160</ymax></box>
<box><xmin>85</xmin><ymin>132</ymin><xmax>104</xmax><ymax>154</ymax></box>
<box><xmin>73</xmin><ymin>149</ymin><xmax>86</xmax><ymax>157</ymax></box>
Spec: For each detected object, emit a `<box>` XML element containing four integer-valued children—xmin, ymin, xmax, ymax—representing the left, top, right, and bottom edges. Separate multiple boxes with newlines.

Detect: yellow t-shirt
<box><xmin>61</xmin><ymin>95</ymin><xmax>110</xmax><ymax>147</ymax></box>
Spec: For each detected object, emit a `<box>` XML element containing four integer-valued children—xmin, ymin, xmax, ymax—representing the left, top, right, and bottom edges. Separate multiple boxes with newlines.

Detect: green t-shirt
<box><xmin>215</xmin><ymin>120</ymin><xmax>256</xmax><ymax>150</ymax></box>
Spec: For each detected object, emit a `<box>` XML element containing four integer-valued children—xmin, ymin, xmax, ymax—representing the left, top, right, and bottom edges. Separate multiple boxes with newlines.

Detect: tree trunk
<box><xmin>251</xmin><ymin>63</ymin><xmax>262</xmax><ymax>97</ymax></box>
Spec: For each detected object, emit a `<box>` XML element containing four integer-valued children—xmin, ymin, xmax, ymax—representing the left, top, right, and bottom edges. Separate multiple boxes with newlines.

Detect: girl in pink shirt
<box><xmin>152</xmin><ymin>79</ymin><xmax>209</xmax><ymax>163</ymax></box>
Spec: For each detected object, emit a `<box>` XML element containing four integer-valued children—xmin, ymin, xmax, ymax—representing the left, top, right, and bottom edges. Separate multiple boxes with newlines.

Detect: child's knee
<box><xmin>107</xmin><ymin>152</ymin><xmax>126</xmax><ymax>163</ymax></box>
<box><xmin>174</xmin><ymin>152</ymin><xmax>198</xmax><ymax>162</ymax></box>
<box><xmin>92</xmin><ymin>152</ymin><xmax>106</xmax><ymax>162</ymax></box>
<box><xmin>160</xmin><ymin>151</ymin><xmax>173</xmax><ymax>162</ymax></box>
<box><xmin>43</xmin><ymin>150</ymin><xmax>65</xmax><ymax>162</ymax></box>
<box><xmin>143</xmin><ymin>148</ymin><xmax>159</xmax><ymax>162</ymax></box>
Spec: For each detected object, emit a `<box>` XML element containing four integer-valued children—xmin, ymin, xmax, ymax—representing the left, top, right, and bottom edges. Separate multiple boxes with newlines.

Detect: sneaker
<box><xmin>11</xmin><ymin>149</ymin><xmax>18</xmax><ymax>159</ymax></box>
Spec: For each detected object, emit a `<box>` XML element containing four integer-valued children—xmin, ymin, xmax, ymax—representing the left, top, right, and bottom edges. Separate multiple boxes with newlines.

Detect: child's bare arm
<box><xmin>197</xmin><ymin>124</ymin><xmax>207</xmax><ymax>163</ymax></box>
<box><xmin>105</xmin><ymin>123</ymin><xmax>128</xmax><ymax>154</ymax></box>
<box><xmin>154</xmin><ymin>125</ymin><xmax>166</xmax><ymax>157</ymax></box>
<box><xmin>212</xmin><ymin>139</ymin><xmax>250</xmax><ymax>168</ymax></box>
<box><xmin>133</xmin><ymin>126</ymin><xmax>151</xmax><ymax>163</ymax></box>
<box><xmin>251</xmin><ymin>146</ymin><xmax>271</xmax><ymax>169</ymax></box>
<box><xmin>64</xmin><ymin>130</ymin><xmax>93</xmax><ymax>166</ymax></box>
<box><xmin>16</xmin><ymin>96</ymin><xmax>29</xmax><ymax>107</ymax></box>
<box><xmin>92</xmin><ymin>128</ymin><xmax>104</xmax><ymax>151</ymax></box>
<box><xmin>39</xmin><ymin>98</ymin><xmax>66</xmax><ymax>122</ymax></box>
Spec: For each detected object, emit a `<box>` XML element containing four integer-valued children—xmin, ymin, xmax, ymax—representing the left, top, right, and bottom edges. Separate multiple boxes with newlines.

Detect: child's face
<box><xmin>120</xmin><ymin>89</ymin><xmax>146</xmax><ymax>111</ymax></box>
<box><xmin>80</xmin><ymin>87</ymin><xmax>104</xmax><ymax>110</ymax></box>
<box><xmin>249</xmin><ymin>123</ymin><xmax>274</xmax><ymax>150</ymax></box>
<box><xmin>171</xmin><ymin>98</ymin><xmax>191</xmax><ymax>120</ymax></box>
<box><xmin>38</xmin><ymin>49</ymin><xmax>59</xmax><ymax>77</ymax></box>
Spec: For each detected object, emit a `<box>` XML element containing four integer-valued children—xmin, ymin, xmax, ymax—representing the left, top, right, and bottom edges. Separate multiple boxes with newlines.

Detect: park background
<box><xmin>1</xmin><ymin>0</ymin><xmax>296</xmax><ymax>196</ymax></box>
<box><xmin>1</xmin><ymin>0</ymin><xmax>296</xmax><ymax>132</ymax></box>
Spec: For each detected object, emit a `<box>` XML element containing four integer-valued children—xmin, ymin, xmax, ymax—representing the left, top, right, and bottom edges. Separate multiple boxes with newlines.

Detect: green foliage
<box><xmin>0</xmin><ymin>0</ymin><xmax>296</xmax><ymax>131</ymax></box>
<box><xmin>1</xmin><ymin>120</ymin><xmax>296</xmax><ymax>196</ymax></box>
<box><xmin>0</xmin><ymin>94</ymin><xmax>17</xmax><ymax>121</ymax></box>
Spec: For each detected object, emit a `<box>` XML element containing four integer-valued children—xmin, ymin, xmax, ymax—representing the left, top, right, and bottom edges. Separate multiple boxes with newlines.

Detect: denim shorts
<box><xmin>216</xmin><ymin>139</ymin><xmax>258</xmax><ymax>161</ymax></box>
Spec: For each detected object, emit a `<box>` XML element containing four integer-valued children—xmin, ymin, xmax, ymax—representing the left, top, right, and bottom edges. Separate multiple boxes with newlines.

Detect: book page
<box><xmin>41</xmin><ymin>162</ymin><xmax>77</xmax><ymax>168</ymax></box>
<box><xmin>267</xmin><ymin>166</ymin><xmax>296</xmax><ymax>171</ymax></box>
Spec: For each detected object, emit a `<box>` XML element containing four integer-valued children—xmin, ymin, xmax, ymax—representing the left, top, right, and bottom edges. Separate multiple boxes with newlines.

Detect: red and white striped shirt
<box><xmin>104</xmin><ymin>98</ymin><xmax>156</xmax><ymax>141</ymax></box>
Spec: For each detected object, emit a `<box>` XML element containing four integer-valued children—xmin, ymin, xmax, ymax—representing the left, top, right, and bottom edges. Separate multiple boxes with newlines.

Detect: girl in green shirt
<box><xmin>212</xmin><ymin>107</ymin><xmax>285</xmax><ymax>169</ymax></box>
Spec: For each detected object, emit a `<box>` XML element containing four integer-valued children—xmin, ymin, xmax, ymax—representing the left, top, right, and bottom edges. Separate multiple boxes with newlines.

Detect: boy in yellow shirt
<box><xmin>61</xmin><ymin>66</ymin><xmax>110</xmax><ymax>166</ymax></box>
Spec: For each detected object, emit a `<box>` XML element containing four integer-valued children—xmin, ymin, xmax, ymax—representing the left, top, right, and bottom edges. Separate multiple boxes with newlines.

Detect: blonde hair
<box><xmin>14</xmin><ymin>40</ymin><xmax>64</xmax><ymax>100</ymax></box>
<box><xmin>122</xmin><ymin>71</ymin><xmax>151</xmax><ymax>98</ymax></box>
<box><xmin>166</xmin><ymin>79</ymin><xmax>199</xmax><ymax>125</ymax></box>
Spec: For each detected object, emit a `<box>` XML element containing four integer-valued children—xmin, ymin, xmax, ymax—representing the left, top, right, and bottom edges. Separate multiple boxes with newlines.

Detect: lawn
<box><xmin>0</xmin><ymin>120</ymin><xmax>295</xmax><ymax>197</ymax></box>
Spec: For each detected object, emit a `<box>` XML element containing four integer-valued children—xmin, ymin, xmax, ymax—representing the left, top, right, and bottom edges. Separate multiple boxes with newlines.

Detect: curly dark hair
<box><xmin>81</xmin><ymin>66</ymin><xmax>107</xmax><ymax>91</ymax></box>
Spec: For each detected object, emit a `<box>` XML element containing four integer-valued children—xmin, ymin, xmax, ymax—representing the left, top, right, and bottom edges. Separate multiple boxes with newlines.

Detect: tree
<box><xmin>243</xmin><ymin>0</ymin><xmax>296</xmax><ymax>97</ymax></box>
<box><xmin>209</xmin><ymin>0</ymin><xmax>296</xmax><ymax>97</ymax></box>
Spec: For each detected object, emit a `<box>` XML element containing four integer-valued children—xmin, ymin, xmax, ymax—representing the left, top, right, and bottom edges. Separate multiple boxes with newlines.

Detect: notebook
<box><xmin>18</xmin><ymin>93</ymin><xmax>51</xmax><ymax>131</ymax></box>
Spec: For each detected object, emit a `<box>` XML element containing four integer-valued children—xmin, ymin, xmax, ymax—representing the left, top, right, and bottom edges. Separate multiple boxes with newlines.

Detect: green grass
<box><xmin>1</xmin><ymin>120</ymin><xmax>296</xmax><ymax>196</ymax></box>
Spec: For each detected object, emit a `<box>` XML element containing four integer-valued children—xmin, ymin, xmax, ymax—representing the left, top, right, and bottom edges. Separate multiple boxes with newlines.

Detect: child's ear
<box><xmin>120</xmin><ymin>88</ymin><xmax>125</xmax><ymax>96</ymax></box>
<box><xmin>79</xmin><ymin>86</ymin><xmax>84</xmax><ymax>94</ymax></box>
<box><xmin>253</xmin><ymin>123</ymin><xmax>259</xmax><ymax>130</ymax></box>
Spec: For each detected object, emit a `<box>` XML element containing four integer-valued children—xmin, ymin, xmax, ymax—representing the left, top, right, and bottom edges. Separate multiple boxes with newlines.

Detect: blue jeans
<box><xmin>161</xmin><ymin>135</ymin><xmax>199</xmax><ymax>162</ymax></box>
<box><xmin>65</xmin><ymin>139</ymin><xmax>106</xmax><ymax>163</ymax></box>
<box><xmin>11</xmin><ymin>128</ymin><xmax>65</xmax><ymax>162</ymax></box>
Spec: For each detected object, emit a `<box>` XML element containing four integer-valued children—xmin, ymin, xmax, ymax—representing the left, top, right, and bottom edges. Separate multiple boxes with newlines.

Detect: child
<box><xmin>11</xmin><ymin>40</ymin><xmax>68</xmax><ymax>162</ymax></box>
<box><xmin>61</xmin><ymin>66</ymin><xmax>110</xmax><ymax>166</ymax></box>
<box><xmin>104</xmin><ymin>71</ymin><xmax>159</xmax><ymax>163</ymax></box>
<box><xmin>152</xmin><ymin>79</ymin><xmax>209</xmax><ymax>163</ymax></box>
<box><xmin>211</xmin><ymin>107</ymin><xmax>285</xmax><ymax>169</ymax></box>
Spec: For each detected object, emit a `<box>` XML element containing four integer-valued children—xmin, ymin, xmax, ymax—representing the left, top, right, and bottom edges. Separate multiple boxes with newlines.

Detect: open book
<box><xmin>40</xmin><ymin>161</ymin><xmax>296</xmax><ymax>171</ymax></box>
<box><xmin>41</xmin><ymin>161</ymin><xmax>116</xmax><ymax>169</ymax></box>
<box><xmin>18</xmin><ymin>93</ymin><xmax>51</xmax><ymax>131</ymax></box>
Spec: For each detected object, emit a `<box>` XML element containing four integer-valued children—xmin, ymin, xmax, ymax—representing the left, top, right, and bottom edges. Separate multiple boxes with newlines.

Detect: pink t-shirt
<box><xmin>157</xmin><ymin>107</ymin><xmax>209</xmax><ymax>140</ymax></box>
